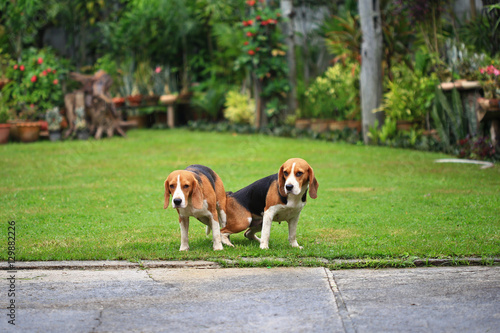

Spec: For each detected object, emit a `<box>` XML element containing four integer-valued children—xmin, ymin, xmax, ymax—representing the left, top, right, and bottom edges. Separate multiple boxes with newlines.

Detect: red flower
<box><xmin>53</xmin><ymin>79</ymin><xmax>59</xmax><ymax>85</ymax></box>
<box><xmin>247</xmin><ymin>20</ymin><xmax>253</xmax><ymax>25</ymax></box>
<box><xmin>13</xmin><ymin>64</ymin><xmax>18</xmax><ymax>70</ymax></box>
<box><xmin>20</xmin><ymin>65</ymin><xmax>25</xmax><ymax>71</ymax></box>
<box><xmin>246</xmin><ymin>0</ymin><xmax>255</xmax><ymax>6</ymax></box>
<box><xmin>41</xmin><ymin>70</ymin><xmax>47</xmax><ymax>76</ymax></box>
<box><xmin>242</xmin><ymin>21</ymin><xmax>248</xmax><ymax>27</ymax></box>
<box><xmin>37</xmin><ymin>57</ymin><xmax>43</xmax><ymax>65</ymax></box>
<box><xmin>31</xmin><ymin>75</ymin><xmax>37</xmax><ymax>83</ymax></box>
<box><xmin>268</xmin><ymin>19</ymin><xmax>276</xmax><ymax>25</ymax></box>
<box><xmin>246</xmin><ymin>31</ymin><xmax>253</xmax><ymax>37</ymax></box>
<box><xmin>244</xmin><ymin>41</ymin><xmax>249</xmax><ymax>46</ymax></box>
<box><xmin>47</xmin><ymin>68</ymin><xmax>52</xmax><ymax>73</ymax></box>
<box><xmin>256</xmin><ymin>15</ymin><xmax>261</xmax><ymax>21</ymax></box>
<box><xmin>261</xmin><ymin>20</ymin><xmax>268</xmax><ymax>26</ymax></box>
<box><xmin>52</xmin><ymin>70</ymin><xmax>56</xmax><ymax>74</ymax></box>
<box><xmin>248</xmin><ymin>50</ymin><xmax>255</xmax><ymax>56</ymax></box>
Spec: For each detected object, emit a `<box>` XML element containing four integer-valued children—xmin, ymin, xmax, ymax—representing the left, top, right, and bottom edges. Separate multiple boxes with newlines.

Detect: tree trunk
<box><xmin>359</xmin><ymin>0</ymin><xmax>384</xmax><ymax>144</ymax></box>
<box><xmin>280</xmin><ymin>0</ymin><xmax>298</xmax><ymax>119</ymax></box>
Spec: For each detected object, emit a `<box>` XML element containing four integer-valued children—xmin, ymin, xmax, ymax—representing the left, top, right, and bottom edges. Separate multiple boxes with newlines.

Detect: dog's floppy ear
<box><xmin>191</xmin><ymin>178</ymin><xmax>204</xmax><ymax>209</ymax></box>
<box><xmin>308</xmin><ymin>166</ymin><xmax>319</xmax><ymax>199</ymax></box>
<box><xmin>163</xmin><ymin>179</ymin><xmax>170</xmax><ymax>209</ymax></box>
<box><xmin>278</xmin><ymin>164</ymin><xmax>287</xmax><ymax>197</ymax></box>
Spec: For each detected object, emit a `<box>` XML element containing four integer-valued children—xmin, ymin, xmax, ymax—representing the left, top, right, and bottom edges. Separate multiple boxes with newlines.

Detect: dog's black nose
<box><xmin>173</xmin><ymin>198</ymin><xmax>182</xmax><ymax>206</ymax></box>
<box><xmin>285</xmin><ymin>184</ymin><xmax>294</xmax><ymax>192</ymax></box>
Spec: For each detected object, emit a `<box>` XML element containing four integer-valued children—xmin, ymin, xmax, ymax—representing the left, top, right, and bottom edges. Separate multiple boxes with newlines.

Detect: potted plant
<box><xmin>45</xmin><ymin>107</ymin><xmax>63</xmax><ymax>141</ymax></box>
<box><xmin>74</xmin><ymin>106</ymin><xmax>89</xmax><ymax>140</ymax></box>
<box><xmin>0</xmin><ymin>107</ymin><xmax>11</xmax><ymax>144</ymax></box>
<box><xmin>2</xmin><ymin>47</ymin><xmax>68</xmax><ymax>142</ymax></box>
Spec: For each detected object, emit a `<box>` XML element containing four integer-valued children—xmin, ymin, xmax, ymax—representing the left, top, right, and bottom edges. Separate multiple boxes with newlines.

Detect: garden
<box><xmin>0</xmin><ymin>1</ymin><xmax>499</xmax><ymax>265</ymax></box>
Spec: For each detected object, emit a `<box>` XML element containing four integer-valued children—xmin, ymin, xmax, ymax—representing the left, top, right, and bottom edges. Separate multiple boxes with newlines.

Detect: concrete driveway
<box><xmin>1</xmin><ymin>263</ymin><xmax>499</xmax><ymax>332</ymax></box>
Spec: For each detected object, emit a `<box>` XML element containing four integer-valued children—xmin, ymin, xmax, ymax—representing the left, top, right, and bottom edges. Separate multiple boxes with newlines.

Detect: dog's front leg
<box><xmin>259</xmin><ymin>210</ymin><xmax>274</xmax><ymax>249</ymax></box>
<box><xmin>210</xmin><ymin>213</ymin><xmax>224</xmax><ymax>251</ymax></box>
<box><xmin>287</xmin><ymin>215</ymin><xmax>303</xmax><ymax>249</ymax></box>
<box><xmin>179</xmin><ymin>215</ymin><xmax>190</xmax><ymax>251</ymax></box>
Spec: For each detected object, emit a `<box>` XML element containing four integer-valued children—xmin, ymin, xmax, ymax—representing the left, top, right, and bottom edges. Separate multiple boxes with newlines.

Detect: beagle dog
<box><xmin>164</xmin><ymin>164</ymin><xmax>227</xmax><ymax>251</ymax></box>
<box><xmin>220</xmin><ymin>158</ymin><xmax>318</xmax><ymax>249</ymax></box>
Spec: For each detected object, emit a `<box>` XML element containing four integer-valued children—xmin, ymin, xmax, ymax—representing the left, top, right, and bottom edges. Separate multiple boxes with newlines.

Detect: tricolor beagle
<box><xmin>220</xmin><ymin>158</ymin><xmax>318</xmax><ymax>249</ymax></box>
<box><xmin>164</xmin><ymin>165</ymin><xmax>227</xmax><ymax>251</ymax></box>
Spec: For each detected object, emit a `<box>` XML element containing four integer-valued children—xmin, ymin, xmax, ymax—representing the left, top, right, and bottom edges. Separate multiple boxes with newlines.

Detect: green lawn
<box><xmin>1</xmin><ymin>129</ymin><xmax>499</xmax><ymax>266</ymax></box>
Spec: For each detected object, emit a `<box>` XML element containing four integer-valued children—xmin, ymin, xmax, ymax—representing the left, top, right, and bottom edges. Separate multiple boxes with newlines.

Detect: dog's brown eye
<box><xmin>183</xmin><ymin>185</ymin><xmax>189</xmax><ymax>189</ymax></box>
<box><xmin>283</xmin><ymin>171</ymin><xmax>289</xmax><ymax>177</ymax></box>
<box><xmin>169</xmin><ymin>185</ymin><xmax>175</xmax><ymax>189</ymax></box>
<box><xmin>296</xmin><ymin>172</ymin><xmax>303</xmax><ymax>177</ymax></box>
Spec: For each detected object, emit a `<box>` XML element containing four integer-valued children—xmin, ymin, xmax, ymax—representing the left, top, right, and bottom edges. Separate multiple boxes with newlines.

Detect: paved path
<box><xmin>1</xmin><ymin>264</ymin><xmax>499</xmax><ymax>332</ymax></box>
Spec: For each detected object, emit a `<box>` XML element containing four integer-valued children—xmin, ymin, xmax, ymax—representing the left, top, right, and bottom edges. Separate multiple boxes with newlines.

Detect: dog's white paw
<box><xmin>179</xmin><ymin>246</ymin><xmax>190</xmax><ymax>251</ymax></box>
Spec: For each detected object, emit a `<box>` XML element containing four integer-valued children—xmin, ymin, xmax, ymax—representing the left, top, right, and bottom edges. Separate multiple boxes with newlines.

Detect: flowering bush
<box><xmin>479</xmin><ymin>64</ymin><xmax>500</xmax><ymax>99</ymax></box>
<box><xmin>235</xmin><ymin>1</ymin><xmax>289</xmax><ymax>120</ymax></box>
<box><xmin>304</xmin><ymin>62</ymin><xmax>359</xmax><ymax>120</ymax></box>
<box><xmin>2</xmin><ymin>48</ymin><xmax>69</xmax><ymax>120</ymax></box>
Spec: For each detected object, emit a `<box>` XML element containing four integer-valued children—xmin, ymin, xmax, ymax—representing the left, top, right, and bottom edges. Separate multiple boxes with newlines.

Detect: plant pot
<box><xmin>294</xmin><ymin>118</ymin><xmax>311</xmax><ymax>130</ymax></box>
<box><xmin>159</xmin><ymin>94</ymin><xmax>178</xmax><ymax>105</ymax></box>
<box><xmin>49</xmin><ymin>130</ymin><xmax>62</xmax><ymax>142</ymax></box>
<box><xmin>0</xmin><ymin>123</ymin><xmax>11</xmax><ymax>144</ymax></box>
<box><xmin>76</xmin><ymin>129</ymin><xmax>89</xmax><ymax>140</ymax></box>
<box><xmin>328</xmin><ymin>120</ymin><xmax>348</xmax><ymax>131</ymax></box>
<box><xmin>17</xmin><ymin>121</ymin><xmax>41</xmax><ymax>143</ymax></box>
<box><xmin>310</xmin><ymin>119</ymin><xmax>330</xmax><ymax>133</ymax></box>
<box><xmin>126</xmin><ymin>95</ymin><xmax>143</xmax><ymax>107</ymax></box>
<box><xmin>346</xmin><ymin>120</ymin><xmax>361</xmax><ymax>133</ymax></box>
<box><xmin>112</xmin><ymin>97</ymin><xmax>126</xmax><ymax>108</ymax></box>
<box><xmin>128</xmin><ymin>114</ymin><xmax>148</xmax><ymax>128</ymax></box>
<box><xmin>396</xmin><ymin>120</ymin><xmax>414</xmax><ymax>131</ymax></box>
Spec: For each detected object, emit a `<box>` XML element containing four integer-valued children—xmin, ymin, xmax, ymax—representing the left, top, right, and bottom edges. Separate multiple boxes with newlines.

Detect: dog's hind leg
<box><xmin>244</xmin><ymin>218</ymin><xmax>262</xmax><ymax>242</ymax></box>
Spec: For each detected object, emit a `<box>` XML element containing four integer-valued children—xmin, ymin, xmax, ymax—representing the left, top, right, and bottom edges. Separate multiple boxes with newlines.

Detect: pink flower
<box><xmin>31</xmin><ymin>75</ymin><xmax>37</xmax><ymax>83</ymax></box>
<box><xmin>30</xmin><ymin>104</ymin><xmax>35</xmax><ymax>109</ymax></box>
<box><xmin>53</xmin><ymin>79</ymin><xmax>59</xmax><ymax>85</ymax></box>
<box><xmin>41</xmin><ymin>70</ymin><xmax>47</xmax><ymax>76</ymax></box>
<box><xmin>13</xmin><ymin>64</ymin><xmax>18</xmax><ymax>70</ymax></box>
<box><xmin>480</xmin><ymin>68</ymin><xmax>485</xmax><ymax>74</ymax></box>
<box><xmin>37</xmin><ymin>57</ymin><xmax>43</xmax><ymax>64</ymax></box>
<box><xmin>20</xmin><ymin>65</ymin><xmax>25</xmax><ymax>71</ymax></box>
<box><xmin>47</xmin><ymin>68</ymin><xmax>52</xmax><ymax>73</ymax></box>
<box><xmin>155</xmin><ymin>66</ymin><xmax>162</xmax><ymax>73</ymax></box>
<box><xmin>494</xmin><ymin>69</ymin><xmax>500</xmax><ymax>76</ymax></box>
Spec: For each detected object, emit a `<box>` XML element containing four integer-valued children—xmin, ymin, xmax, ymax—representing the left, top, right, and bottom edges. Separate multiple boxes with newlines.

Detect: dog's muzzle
<box><xmin>173</xmin><ymin>198</ymin><xmax>183</xmax><ymax>207</ymax></box>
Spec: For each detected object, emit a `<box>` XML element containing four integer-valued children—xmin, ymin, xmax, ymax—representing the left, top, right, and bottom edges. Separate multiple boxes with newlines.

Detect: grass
<box><xmin>1</xmin><ymin>129</ymin><xmax>499</xmax><ymax>266</ymax></box>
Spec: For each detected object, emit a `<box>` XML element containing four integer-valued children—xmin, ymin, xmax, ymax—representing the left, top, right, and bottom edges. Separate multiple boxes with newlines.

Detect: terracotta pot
<box><xmin>16</xmin><ymin>122</ymin><xmax>41</xmax><ymax>143</ymax></box>
<box><xmin>0</xmin><ymin>123</ymin><xmax>11</xmax><ymax>144</ymax></box>
<box><xmin>112</xmin><ymin>97</ymin><xmax>126</xmax><ymax>108</ymax></box>
<box><xmin>328</xmin><ymin>120</ymin><xmax>348</xmax><ymax>131</ymax></box>
<box><xmin>310</xmin><ymin>119</ymin><xmax>330</xmax><ymax>133</ymax></box>
<box><xmin>346</xmin><ymin>120</ymin><xmax>361</xmax><ymax>133</ymax></box>
<box><xmin>159</xmin><ymin>94</ymin><xmax>178</xmax><ymax>105</ymax></box>
<box><xmin>396</xmin><ymin>120</ymin><xmax>414</xmax><ymax>131</ymax></box>
<box><xmin>294</xmin><ymin>118</ymin><xmax>311</xmax><ymax>130</ymax></box>
<box><xmin>126</xmin><ymin>95</ymin><xmax>143</xmax><ymax>107</ymax></box>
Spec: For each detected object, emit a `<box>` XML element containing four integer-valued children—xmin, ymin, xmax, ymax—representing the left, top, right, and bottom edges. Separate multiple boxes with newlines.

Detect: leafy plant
<box><xmin>223</xmin><ymin>90</ymin><xmax>255</xmax><ymax>125</ymax></box>
<box><xmin>478</xmin><ymin>63</ymin><xmax>500</xmax><ymax>99</ymax></box>
<box><xmin>235</xmin><ymin>1</ymin><xmax>290</xmax><ymax>123</ymax></box>
<box><xmin>457</xmin><ymin>135</ymin><xmax>497</xmax><ymax>160</ymax></box>
<box><xmin>379</xmin><ymin>62</ymin><xmax>438</xmax><ymax>121</ymax></box>
<box><xmin>304</xmin><ymin>61</ymin><xmax>359</xmax><ymax>120</ymax></box>
<box><xmin>45</xmin><ymin>107</ymin><xmax>62</xmax><ymax>132</ymax></box>
<box><xmin>0</xmin><ymin>107</ymin><xmax>10</xmax><ymax>124</ymax></box>
<box><xmin>2</xmin><ymin>47</ymin><xmax>69</xmax><ymax>120</ymax></box>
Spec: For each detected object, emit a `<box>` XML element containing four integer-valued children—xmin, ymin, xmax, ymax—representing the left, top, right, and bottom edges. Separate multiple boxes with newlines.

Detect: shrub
<box><xmin>379</xmin><ymin>63</ymin><xmax>438</xmax><ymax>121</ymax></box>
<box><xmin>303</xmin><ymin>61</ymin><xmax>359</xmax><ymax>120</ymax></box>
<box><xmin>2</xmin><ymin>47</ymin><xmax>70</xmax><ymax>120</ymax></box>
<box><xmin>223</xmin><ymin>90</ymin><xmax>255</xmax><ymax>125</ymax></box>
